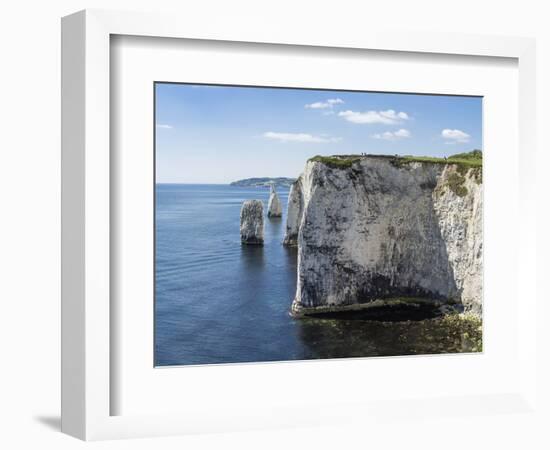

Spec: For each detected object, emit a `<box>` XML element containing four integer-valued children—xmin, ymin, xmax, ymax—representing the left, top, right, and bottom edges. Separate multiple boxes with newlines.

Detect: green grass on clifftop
<box><xmin>399</xmin><ymin>150</ymin><xmax>483</xmax><ymax>168</ymax></box>
<box><xmin>308</xmin><ymin>155</ymin><xmax>362</xmax><ymax>169</ymax></box>
<box><xmin>309</xmin><ymin>150</ymin><xmax>482</xmax><ymax>170</ymax></box>
<box><xmin>308</xmin><ymin>151</ymin><xmax>483</xmax><ymax>194</ymax></box>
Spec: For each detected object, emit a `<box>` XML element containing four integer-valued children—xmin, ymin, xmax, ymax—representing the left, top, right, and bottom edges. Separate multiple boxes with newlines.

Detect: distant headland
<box><xmin>230</xmin><ymin>177</ymin><xmax>296</xmax><ymax>188</ymax></box>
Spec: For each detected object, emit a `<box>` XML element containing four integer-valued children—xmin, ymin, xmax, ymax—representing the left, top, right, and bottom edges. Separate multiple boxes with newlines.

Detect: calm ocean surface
<box><xmin>155</xmin><ymin>183</ymin><xmax>301</xmax><ymax>366</ymax></box>
<box><xmin>155</xmin><ymin>184</ymin><xmax>480</xmax><ymax>366</ymax></box>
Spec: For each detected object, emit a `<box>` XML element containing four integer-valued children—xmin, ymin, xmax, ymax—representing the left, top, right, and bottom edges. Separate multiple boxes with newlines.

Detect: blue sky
<box><xmin>155</xmin><ymin>83</ymin><xmax>482</xmax><ymax>184</ymax></box>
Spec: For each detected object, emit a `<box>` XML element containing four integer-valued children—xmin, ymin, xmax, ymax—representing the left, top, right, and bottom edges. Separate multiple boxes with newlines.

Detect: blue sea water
<box><xmin>155</xmin><ymin>184</ymin><xmax>480</xmax><ymax>366</ymax></box>
<box><xmin>155</xmin><ymin>184</ymin><xmax>303</xmax><ymax>366</ymax></box>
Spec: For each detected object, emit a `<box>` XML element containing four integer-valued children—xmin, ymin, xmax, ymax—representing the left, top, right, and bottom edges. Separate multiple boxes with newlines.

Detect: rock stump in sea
<box><xmin>240</xmin><ymin>200</ymin><xmax>264</xmax><ymax>245</ymax></box>
<box><xmin>267</xmin><ymin>185</ymin><xmax>283</xmax><ymax>218</ymax></box>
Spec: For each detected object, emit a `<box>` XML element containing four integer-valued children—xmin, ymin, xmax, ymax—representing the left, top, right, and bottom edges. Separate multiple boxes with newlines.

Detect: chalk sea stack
<box><xmin>267</xmin><ymin>185</ymin><xmax>283</xmax><ymax>218</ymax></box>
<box><xmin>240</xmin><ymin>200</ymin><xmax>264</xmax><ymax>245</ymax></box>
<box><xmin>287</xmin><ymin>154</ymin><xmax>483</xmax><ymax>317</ymax></box>
<box><xmin>282</xmin><ymin>180</ymin><xmax>302</xmax><ymax>246</ymax></box>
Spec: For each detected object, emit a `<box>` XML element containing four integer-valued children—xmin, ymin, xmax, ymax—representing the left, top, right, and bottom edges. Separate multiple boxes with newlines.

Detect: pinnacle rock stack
<box><xmin>267</xmin><ymin>185</ymin><xmax>283</xmax><ymax>218</ymax></box>
<box><xmin>240</xmin><ymin>200</ymin><xmax>264</xmax><ymax>245</ymax></box>
<box><xmin>283</xmin><ymin>179</ymin><xmax>303</xmax><ymax>246</ymax></box>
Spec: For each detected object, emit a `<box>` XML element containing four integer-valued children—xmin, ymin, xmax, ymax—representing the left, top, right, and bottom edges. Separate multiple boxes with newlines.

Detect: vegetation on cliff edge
<box><xmin>309</xmin><ymin>151</ymin><xmax>482</xmax><ymax>192</ymax></box>
<box><xmin>399</xmin><ymin>149</ymin><xmax>482</xmax><ymax>168</ymax></box>
<box><xmin>310</xmin><ymin>150</ymin><xmax>482</xmax><ymax>170</ymax></box>
<box><xmin>308</xmin><ymin>155</ymin><xmax>362</xmax><ymax>169</ymax></box>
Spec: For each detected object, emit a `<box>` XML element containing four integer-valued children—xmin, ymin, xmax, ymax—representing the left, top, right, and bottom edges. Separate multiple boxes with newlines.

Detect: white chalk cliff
<box><xmin>286</xmin><ymin>156</ymin><xmax>483</xmax><ymax>316</ymax></box>
<box><xmin>267</xmin><ymin>185</ymin><xmax>283</xmax><ymax>218</ymax></box>
<box><xmin>240</xmin><ymin>200</ymin><xmax>264</xmax><ymax>245</ymax></box>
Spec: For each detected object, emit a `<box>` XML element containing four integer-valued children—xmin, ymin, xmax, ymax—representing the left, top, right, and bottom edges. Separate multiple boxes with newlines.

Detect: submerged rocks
<box><xmin>267</xmin><ymin>185</ymin><xmax>283</xmax><ymax>218</ymax></box>
<box><xmin>240</xmin><ymin>200</ymin><xmax>264</xmax><ymax>245</ymax></box>
<box><xmin>289</xmin><ymin>156</ymin><xmax>483</xmax><ymax>317</ymax></box>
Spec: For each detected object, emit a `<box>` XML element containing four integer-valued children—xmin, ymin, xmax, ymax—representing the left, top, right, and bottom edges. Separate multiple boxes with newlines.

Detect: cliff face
<box><xmin>289</xmin><ymin>156</ymin><xmax>483</xmax><ymax>316</ymax></box>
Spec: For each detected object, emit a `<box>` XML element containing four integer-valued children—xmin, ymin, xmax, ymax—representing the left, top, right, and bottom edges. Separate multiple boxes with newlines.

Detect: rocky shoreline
<box><xmin>290</xmin><ymin>296</ymin><xmax>463</xmax><ymax>320</ymax></box>
<box><xmin>297</xmin><ymin>312</ymin><xmax>483</xmax><ymax>357</ymax></box>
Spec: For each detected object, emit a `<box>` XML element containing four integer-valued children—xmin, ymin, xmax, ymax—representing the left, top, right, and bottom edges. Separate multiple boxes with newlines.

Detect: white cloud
<box><xmin>371</xmin><ymin>129</ymin><xmax>411</xmax><ymax>141</ymax></box>
<box><xmin>263</xmin><ymin>131</ymin><xmax>342</xmax><ymax>143</ymax></box>
<box><xmin>394</xmin><ymin>129</ymin><xmax>411</xmax><ymax>138</ymax></box>
<box><xmin>441</xmin><ymin>128</ymin><xmax>470</xmax><ymax>143</ymax></box>
<box><xmin>156</xmin><ymin>124</ymin><xmax>173</xmax><ymax>129</ymax></box>
<box><xmin>305</xmin><ymin>98</ymin><xmax>344</xmax><ymax>109</ymax></box>
<box><xmin>338</xmin><ymin>109</ymin><xmax>409</xmax><ymax>125</ymax></box>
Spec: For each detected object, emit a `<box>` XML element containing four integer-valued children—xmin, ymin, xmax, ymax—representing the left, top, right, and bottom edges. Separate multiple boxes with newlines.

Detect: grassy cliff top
<box><xmin>399</xmin><ymin>150</ymin><xmax>482</xmax><ymax>168</ymax></box>
<box><xmin>308</xmin><ymin>155</ymin><xmax>362</xmax><ymax>168</ymax></box>
<box><xmin>309</xmin><ymin>150</ymin><xmax>483</xmax><ymax>169</ymax></box>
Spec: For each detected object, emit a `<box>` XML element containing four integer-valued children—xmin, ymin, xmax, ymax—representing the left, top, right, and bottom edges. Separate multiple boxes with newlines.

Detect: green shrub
<box><xmin>447</xmin><ymin>172</ymin><xmax>468</xmax><ymax>197</ymax></box>
<box><xmin>308</xmin><ymin>155</ymin><xmax>362</xmax><ymax>169</ymax></box>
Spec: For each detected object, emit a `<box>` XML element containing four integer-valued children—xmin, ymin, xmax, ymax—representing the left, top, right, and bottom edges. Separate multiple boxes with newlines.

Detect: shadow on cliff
<box><xmin>297</xmin><ymin>168</ymin><xmax>463</xmax><ymax>320</ymax></box>
<box><xmin>357</xmin><ymin>182</ymin><xmax>462</xmax><ymax>309</ymax></box>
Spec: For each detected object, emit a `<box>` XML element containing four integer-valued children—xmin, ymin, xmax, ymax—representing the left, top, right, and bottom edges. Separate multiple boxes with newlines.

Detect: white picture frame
<box><xmin>61</xmin><ymin>9</ymin><xmax>537</xmax><ymax>441</ymax></box>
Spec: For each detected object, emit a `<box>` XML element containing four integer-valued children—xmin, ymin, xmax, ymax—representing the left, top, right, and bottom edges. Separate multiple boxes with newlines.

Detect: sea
<box><xmin>155</xmin><ymin>184</ymin><xmax>480</xmax><ymax>366</ymax></box>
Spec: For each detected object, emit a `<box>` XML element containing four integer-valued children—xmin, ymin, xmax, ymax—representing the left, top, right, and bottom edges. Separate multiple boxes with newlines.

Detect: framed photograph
<box><xmin>62</xmin><ymin>9</ymin><xmax>538</xmax><ymax>441</ymax></box>
<box><xmin>153</xmin><ymin>82</ymin><xmax>484</xmax><ymax>368</ymax></box>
